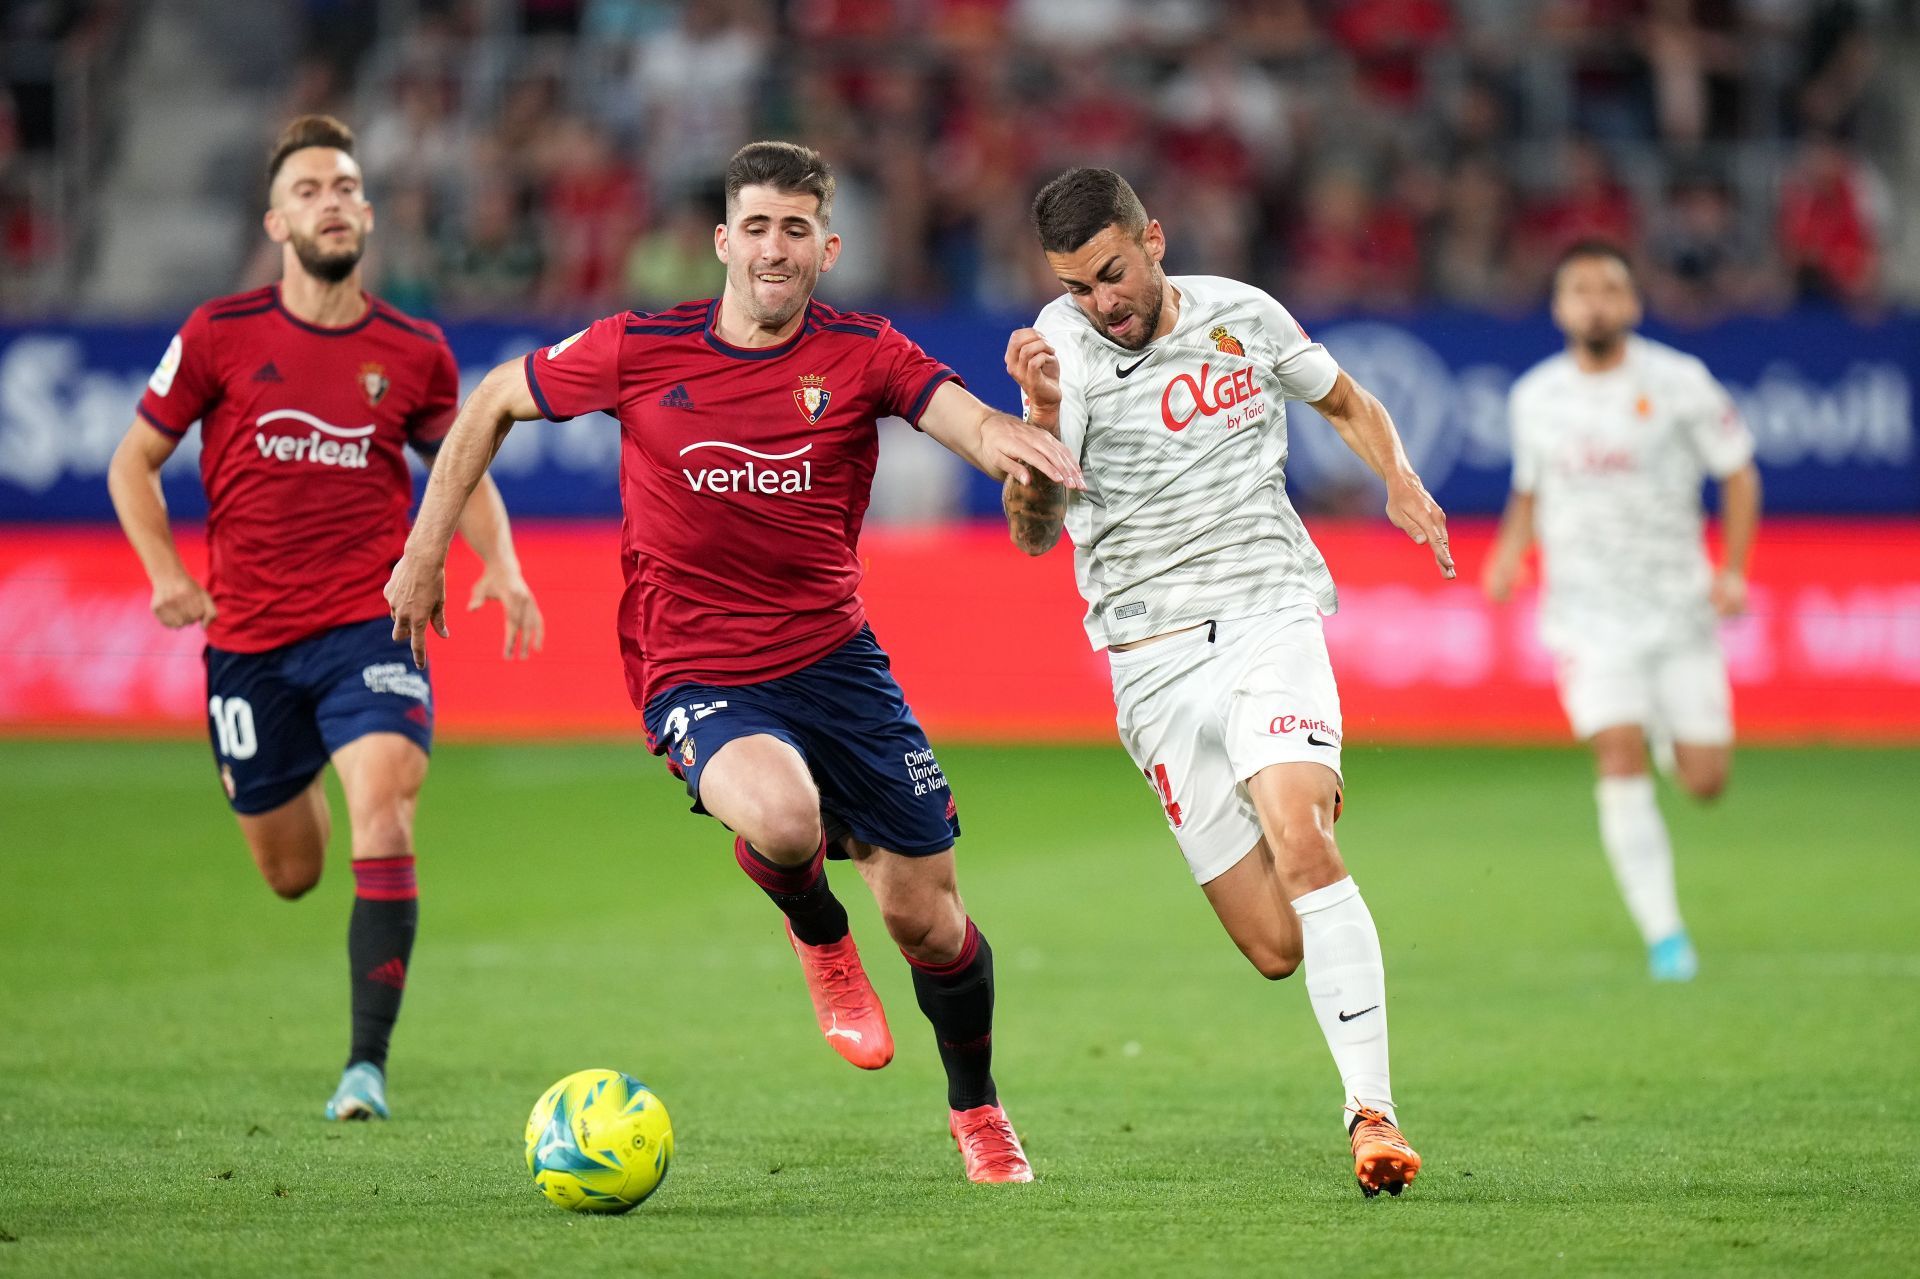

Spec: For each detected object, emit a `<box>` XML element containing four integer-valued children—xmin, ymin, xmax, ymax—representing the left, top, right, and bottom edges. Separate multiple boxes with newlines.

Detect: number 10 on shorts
<box><xmin>209</xmin><ymin>695</ymin><xmax>258</xmax><ymax>761</ymax></box>
<box><xmin>1145</xmin><ymin>763</ymin><xmax>1183</xmax><ymax>829</ymax></box>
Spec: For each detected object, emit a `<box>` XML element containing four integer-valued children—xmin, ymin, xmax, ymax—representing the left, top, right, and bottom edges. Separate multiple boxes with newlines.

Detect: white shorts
<box><xmin>1552</xmin><ymin>637</ymin><xmax>1733</xmax><ymax>744</ymax></box>
<box><xmin>1108</xmin><ymin>608</ymin><xmax>1343</xmax><ymax>885</ymax></box>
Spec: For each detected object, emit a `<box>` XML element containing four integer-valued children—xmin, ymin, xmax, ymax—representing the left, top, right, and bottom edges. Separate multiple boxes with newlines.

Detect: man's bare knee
<box><xmin>742</xmin><ymin>803</ymin><xmax>823</xmax><ymax>864</ymax></box>
<box><xmin>883</xmin><ymin>906</ymin><xmax>938</xmax><ymax>956</ymax></box>
<box><xmin>1680</xmin><ymin>767</ymin><xmax>1729</xmax><ymax>803</ymax></box>
<box><xmin>1247</xmin><ymin>946</ymin><xmax>1301</xmax><ymax>980</ymax></box>
<box><xmin>884</xmin><ymin>895</ymin><xmax>965</xmax><ymax>964</ymax></box>
<box><xmin>262</xmin><ymin>859</ymin><xmax>321</xmax><ymax>900</ymax></box>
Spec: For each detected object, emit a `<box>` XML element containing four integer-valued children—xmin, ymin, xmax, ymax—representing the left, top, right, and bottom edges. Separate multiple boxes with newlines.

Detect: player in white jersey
<box><xmin>1483</xmin><ymin>242</ymin><xmax>1761</xmax><ymax>982</ymax></box>
<box><xmin>1001</xmin><ymin>168</ymin><xmax>1455</xmax><ymax>1198</ymax></box>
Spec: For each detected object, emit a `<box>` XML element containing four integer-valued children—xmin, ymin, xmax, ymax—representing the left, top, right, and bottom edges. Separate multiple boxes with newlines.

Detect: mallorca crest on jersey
<box><xmin>793</xmin><ymin>374</ymin><xmax>831</xmax><ymax>425</ymax></box>
<box><xmin>1209</xmin><ymin>325</ymin><xmax>1245</xmax><ymax>357</ymax></box>
<box><xmin>358</xmin><ymin>362</ymin><xmax>390</xmax><ymax>407</ymax></box>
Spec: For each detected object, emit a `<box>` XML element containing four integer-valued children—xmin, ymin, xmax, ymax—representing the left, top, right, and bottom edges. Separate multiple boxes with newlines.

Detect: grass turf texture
<box><xmin>1</xmin><ymin>740</ymin><xmax>1915</xmax><ymax>1278</ymax></box>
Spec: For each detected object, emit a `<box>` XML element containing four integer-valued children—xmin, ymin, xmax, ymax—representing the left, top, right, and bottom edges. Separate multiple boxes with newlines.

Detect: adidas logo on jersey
<box><xmin>659</xmin><ymin>384</ymin><xmax>695</xmax><ymax>410</ymax></box>
<box><xmin>252</xmin><ymin>361</ymin><xmax>284</xmax><ymax>383</ymax></box>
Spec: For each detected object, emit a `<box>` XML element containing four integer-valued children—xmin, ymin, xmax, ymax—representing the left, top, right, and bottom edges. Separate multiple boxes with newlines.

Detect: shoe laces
<box><xmin>957</xmin><ymin>1109</ymin><xmax>1027</xmax><ymax>1175</ymax></box>
<box><xmin>1347</xmin><ymin>1104</ymin><xmax>1410</xmax><ymax>1151</ymax></box>
<box><xmin>809</xmin><ymin>942</ymin><xmax>876</xmax><ymax>1016</ymax></box>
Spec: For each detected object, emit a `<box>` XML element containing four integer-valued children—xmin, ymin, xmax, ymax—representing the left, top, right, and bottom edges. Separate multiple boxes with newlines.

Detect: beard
<box><xmin>1574</xmin><ymin>326</ymin><xmax>1627</xmax><ymax>359</ymax></box>
<box><xmin>290</xmin><ymin>229</ymin><xmax>364</xmax><ymax>284</ymax></box>
<box><xmin>732</xmin><ymin>259</ymin><xmax>816</xmax><ymax>329</ymax></box>
<box><xmin>1103</xmin><ymin>269</ymin><xmax>1166</xmax><ymax>351</ymax></box>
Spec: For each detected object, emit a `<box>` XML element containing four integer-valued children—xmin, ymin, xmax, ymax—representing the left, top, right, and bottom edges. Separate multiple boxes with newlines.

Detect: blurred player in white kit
<box><xmin>1484</xmin><ymin>241</ymin><xmax>1762</xmax><ymax>982</ymax></box>
<box><xmin>1001</xmin><ymin>168</ymin><xmax>1456</xmax><ymax>1198</ymax></box>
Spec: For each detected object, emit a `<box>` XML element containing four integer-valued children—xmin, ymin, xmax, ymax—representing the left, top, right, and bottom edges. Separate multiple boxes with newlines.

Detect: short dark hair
<box><xmin>268</xmin><ymin>114</ymin><xmax>356</xmax><ymax>187</ymax></box>
<box><xmin>725</xmin><ymin>141</ymin><xmax>834</xmax><ymax>226</ymax></box>
<box><xmin>1553</xmin><ymin>238</ymin><xmax>1632</xmax><ymax>285</ymax></box>
<box><xmin>1031</xmin><ymin>168</ymin><xmax>1148</xmax><ymax>254</ymax></box>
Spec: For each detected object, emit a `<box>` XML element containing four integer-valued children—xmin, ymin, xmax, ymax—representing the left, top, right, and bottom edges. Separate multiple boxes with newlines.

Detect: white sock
<box><xmin>1595</xmin><ymin>775</ymin><xmax>1684</xmax><ymax>945</ymax></box>
<box><xmin>1292</xmin><ymin>876</ymin><xmax>1394</xmax><ymax>1130</ymax></box>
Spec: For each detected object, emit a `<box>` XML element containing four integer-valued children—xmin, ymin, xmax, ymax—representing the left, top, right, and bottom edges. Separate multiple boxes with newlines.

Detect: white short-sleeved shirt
<box><xmin>1034</xmin><ymin>275</ymin><xmax>1342</xmax><ymax>649</ymax></box>
<box><xmin>1508</xmin><ymin>335</ymin><xmax>1755</xmax><ymax>654</ymax></box>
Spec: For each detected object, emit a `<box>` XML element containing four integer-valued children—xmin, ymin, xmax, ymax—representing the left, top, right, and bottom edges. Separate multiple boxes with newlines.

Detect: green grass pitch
<box><xmin>1</xmin><ymin>739</ymin><xmax>1916</xmax><ymax>1277</ymax></box>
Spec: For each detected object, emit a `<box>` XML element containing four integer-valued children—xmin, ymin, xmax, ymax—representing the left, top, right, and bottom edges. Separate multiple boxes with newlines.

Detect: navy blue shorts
<box><xmin>204</xmin><ymin>616</ymin><xmax>434</xmax><ymax>815</ymax></box>
<box><xmin>642</xmin><ymin>626</ymin><xmax>960</xmax><ymax>857</ymax></box>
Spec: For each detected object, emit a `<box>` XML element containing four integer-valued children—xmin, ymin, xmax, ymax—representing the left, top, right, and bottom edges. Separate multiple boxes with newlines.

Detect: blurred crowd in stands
<box><xmin>5</xmin><ymin>0</ymin><xmax>1913</xmax><ymax>320</ymax></box>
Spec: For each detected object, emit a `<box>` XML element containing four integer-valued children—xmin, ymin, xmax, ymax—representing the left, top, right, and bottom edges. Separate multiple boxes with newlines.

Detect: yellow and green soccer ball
<box><xmin>524</xmin><ymin>1069</ymin><xmax>673</xmax><ymax>1213</ymax></box>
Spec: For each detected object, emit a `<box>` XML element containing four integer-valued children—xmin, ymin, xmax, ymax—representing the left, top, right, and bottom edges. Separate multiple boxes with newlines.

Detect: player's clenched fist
<box><xmin>1004</xmin><ymin>328</ymin><xmax>1062</xmax><ymax>426</ymax></box>
<box><xmin>385</xmin><ymin>552</ymin><xmax>449</xmax><ymax>669</ymax></box>
<box><xmin>150</xmin><ymin>571</ymin><xmax>217</xmax><ymax>629</ymax></box>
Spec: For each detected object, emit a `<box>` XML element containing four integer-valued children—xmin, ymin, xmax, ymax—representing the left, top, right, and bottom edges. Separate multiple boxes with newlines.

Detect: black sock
<box><xmin>347</xmin><ymin>855</ymin><xmax>418</xmax><ymax>1071</ymax></box>
<box><xmin>733</xmin><ymin>835</ymin><xmax>849</xmax><ymax>946</ymax></box>
<box><xmin>908</xmin><ymin>919</ymin><xmax>997</xmax><ymax>1111</ymax></box>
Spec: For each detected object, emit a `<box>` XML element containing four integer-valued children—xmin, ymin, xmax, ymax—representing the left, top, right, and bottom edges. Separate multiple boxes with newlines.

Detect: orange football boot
<box><xmin>1349</xmin><ymin>1106</ymin><xmax>1420</xmax><ymax>1198</ymax></box>
<box><xmin>950</xmin><ymin>1102</ymin><xmax>1034</xmax><ymax>1183</ymax></box>
<box><xmin>785</xmin><ymin>922</ymin><xmax>894</xmax><ymax>1070</ymax></box>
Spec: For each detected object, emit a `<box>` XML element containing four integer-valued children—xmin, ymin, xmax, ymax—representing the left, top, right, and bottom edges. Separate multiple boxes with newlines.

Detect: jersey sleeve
<box><xmin>135</xmin><ymin>307</ymin><xmax>221</xmax><ymax>438</ymax></box>
<box><xmin>1254</xmin><ymin>291</ymin><xmax>1340</xmax><ymax>402</ymax></box>
<box><xmin>874</xmin><ymin>324</ymin><xmax>962</xmax><ymax>429</ymax></box>
<box><xmin>1679</xmin><ymin>361</ymin><xmax>1755</xmax><ymax>479</ymax></box>
<box><xmin>1507</xmin><ymin>379</ymin><xmax>1540</xmax><ymax>495</ymax></box>
<box><xmin>1033</xmin><ymin>313</ymin><xmax>1089</xmax><ymax>463</ymax></box>
<box><xmin>522</xmin><ymin>314</ymin><xmax>626</xmax><ymax>422</ymax></box>
<box><xmin>406</xmin><ymin>338</ymin><xmax>461</xmax><ymax>452</ymax></box>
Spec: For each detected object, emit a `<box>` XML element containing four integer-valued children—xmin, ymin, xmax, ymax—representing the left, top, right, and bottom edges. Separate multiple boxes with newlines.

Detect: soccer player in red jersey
<box><xmin>106</xmin><ymin>116</ymin><xmax>543</xmax><ymax>1122</ymax></box>
<box><xmin>386</xmin><ymin>141</ymin><xmax>1080</xmax><ymax>1183</ymax></box>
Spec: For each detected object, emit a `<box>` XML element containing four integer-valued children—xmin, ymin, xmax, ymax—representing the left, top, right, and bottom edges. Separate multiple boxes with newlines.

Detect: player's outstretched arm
<box><xmin>1309</xmin><ymin>371</ymin><xmax>1455</xmax><ymax>579</ymax></box>
<box><xmin>1711</xmin><ymin>462</ymin><xmax>1762</xmax><ymax>616</ymax></box>
<box><xmin>1482</xmin><ymin>490</ymin><xmax>1536</xmax><ymax>603</ymax></box>
<box><xmin>999</xmin><ymin>327</ymin><xmax>1070</xmax><ymax>555</ymax></box>
<box><xmin>387</xmin><ymin>358</ymin><xmax>543</xmax><ymax>668</ymax></box>
<box><xmin>106</xmin><ymin>416</ymin><xmax>217</xmax><ymax>629</ymax></box>
<box><xmin>916</xmin><ymin>380</ymin><xmax>1083</xmax><ymax>492</ymax></box>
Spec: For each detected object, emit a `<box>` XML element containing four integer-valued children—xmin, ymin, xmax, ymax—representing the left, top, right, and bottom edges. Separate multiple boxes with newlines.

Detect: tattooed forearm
<box><xmin>1003</xmin><ymin>473</ymin><xmax>1067</xmax><ymax>556</ymax></box>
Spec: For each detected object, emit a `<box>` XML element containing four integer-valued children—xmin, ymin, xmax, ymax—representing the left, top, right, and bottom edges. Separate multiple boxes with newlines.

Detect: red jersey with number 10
<box><xmin>523</xmin><ymin>297</ymin><xmax>960</xmax><ymax>709</ymax></box>
<box><xmin>135</xmin><ymin>285</ymin><xmax>460</xmax><ymax>653</ymax></box>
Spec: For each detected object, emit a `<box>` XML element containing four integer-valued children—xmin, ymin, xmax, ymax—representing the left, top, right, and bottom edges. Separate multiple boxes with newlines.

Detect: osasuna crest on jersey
<box><xmin>794</xmin><ymin>374</ymin><xmax>831</xmax><ymax>424</ymax></box>
<box><xmin>359</xmin><ymin>362</ymin><xmax>390</xmax><ymax>407</ymax></box>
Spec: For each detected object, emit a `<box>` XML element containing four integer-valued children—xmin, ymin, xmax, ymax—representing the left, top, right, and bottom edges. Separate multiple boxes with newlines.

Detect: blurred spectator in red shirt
<box><xmin>1329</xmin><ymin>0</ymin><xmax>1455</xmax><ymax>111</ymax></box>
<box><xmin>1044</xmin><ymin>56</ymin><xmax>1152</xmax><ymax>176</ymax></box>
<box><xmin>537</xmin><ymin>115</ymin><xmax>645</xmax><ymax>311</ymax></box>
<box><xmin>1514</xmin><ymin>136</ymin><xmax>1639</xmax><ymax>290</ymax></box>
<box><xmin>1288</xmin><ymin>167</ymin><xmax>1422</xmax><ymax>314</ymax></box>
<box><xmin>1159</xmin><ymin>43</ymin><xmax>1295</xmax><ymax>181</ymax></box>
<box><xmin>1776</xmin><ymin>133</ymin><xmax>1886</xmax><ymax>306</ymax></box>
